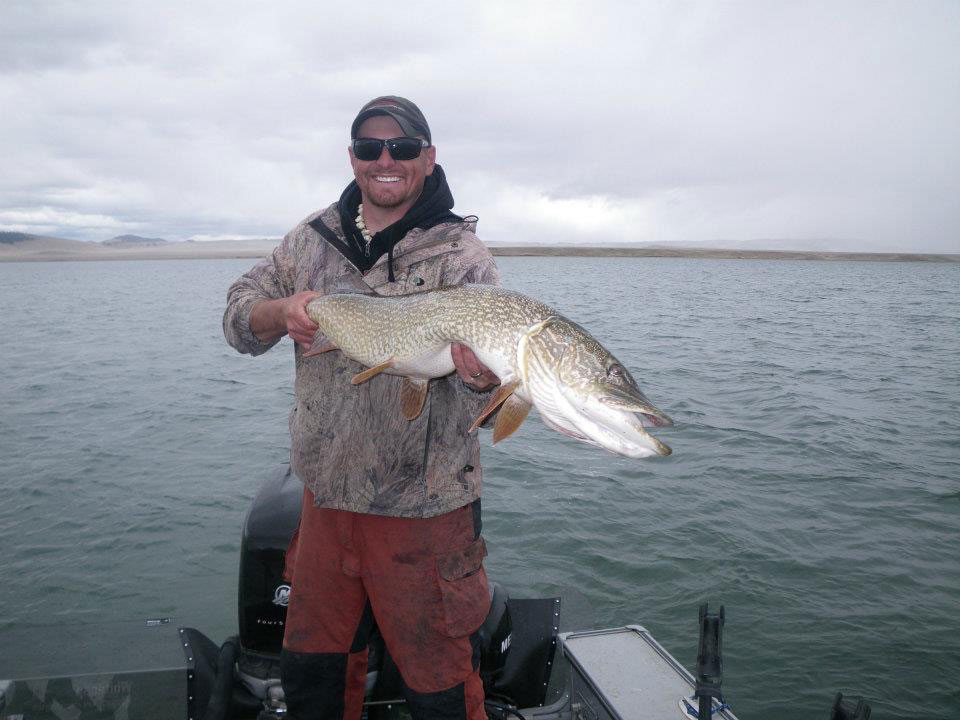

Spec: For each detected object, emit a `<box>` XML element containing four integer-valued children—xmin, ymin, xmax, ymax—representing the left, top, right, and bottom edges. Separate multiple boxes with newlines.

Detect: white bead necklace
<box><xmin>355</xmin><ymin>203</ymin><xmax>373</xmax><ymax>256</ymax></box>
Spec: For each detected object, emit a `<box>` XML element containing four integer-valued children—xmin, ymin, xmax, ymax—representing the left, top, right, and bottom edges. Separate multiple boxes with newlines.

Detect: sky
<box><xmin>1</xmin><ymin>1</ymin><xmax>958</xmax><ymax>252</ymax></box>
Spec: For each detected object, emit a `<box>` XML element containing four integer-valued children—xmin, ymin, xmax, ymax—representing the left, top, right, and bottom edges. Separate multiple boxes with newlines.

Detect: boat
<box><xmin>0</xmin><ymin>467</ymin><xmax>871</xmax><ymax>720</ymax></box>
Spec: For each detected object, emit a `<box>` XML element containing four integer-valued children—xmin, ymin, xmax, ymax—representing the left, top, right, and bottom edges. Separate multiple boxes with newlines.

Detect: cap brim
<box><xmin>351</xmin><ymin>108</ymin><xmax>429</xmax><ymax>142</ymax></box>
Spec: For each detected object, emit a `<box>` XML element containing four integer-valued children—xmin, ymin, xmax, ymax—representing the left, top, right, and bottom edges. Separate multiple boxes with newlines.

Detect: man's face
<box><xmin>349</xmin><ymin>115</ymin><xmax>436</xmax><ymax>211</ymax></box>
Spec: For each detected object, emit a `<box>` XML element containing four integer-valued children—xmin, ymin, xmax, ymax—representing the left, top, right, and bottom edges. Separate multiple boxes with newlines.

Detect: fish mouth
<box><xmin>587</xmin><ymin>390</ymin><xmax>673</xmax><ymax>457</ymax></box>
<box><xmin>597</xmin><ymin>420</ymin><xmax>672</xmax><ymax>458</ymax></box>
<box><xmin>638</xmin><ymin>429</ymin><xmax>672</xmax><ymax>457</ymax></box>
<box><xmin>606</xmin><ymin>418</ymin><xmax>672</xmax><ymax>457</ymax></box>
<box><xmin>599</xmin><ymin>388</ymin><xmax>674</xmax><ymax>430</ymax></box>
<box><xmin>638</xmin><ymin>409</ymin><xmax>673</xmax><ymax>428</ymax></box>
<box><xmin>545</xmin><ymin>398</ymin><xmax>672</xmax><ymax>458</ymax></box>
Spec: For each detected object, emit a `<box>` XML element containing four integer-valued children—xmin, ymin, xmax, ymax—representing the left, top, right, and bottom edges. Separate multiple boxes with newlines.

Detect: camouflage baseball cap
<box><xmin>351</xmin><ymin>96</ymin><xmax>432</xmax><ymax>144</ymax></box>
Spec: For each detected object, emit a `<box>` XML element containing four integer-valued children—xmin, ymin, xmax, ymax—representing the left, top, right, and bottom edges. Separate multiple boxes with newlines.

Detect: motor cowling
<box><xmin>236</xmin><ymin>466</ymin><xmax>302</xmax><ymax>697</ymax></box>
<box><xmin>478</xmin><ymin>581</ymin><xmax>512</xmax><ymax>689</ymax></box>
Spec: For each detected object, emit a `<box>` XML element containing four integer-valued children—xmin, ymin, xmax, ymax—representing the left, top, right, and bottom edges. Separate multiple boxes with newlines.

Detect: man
<box><xmin>223</xmin><ymin>96</ymin><xmax>500</xmax><ymax>720</ymax></box>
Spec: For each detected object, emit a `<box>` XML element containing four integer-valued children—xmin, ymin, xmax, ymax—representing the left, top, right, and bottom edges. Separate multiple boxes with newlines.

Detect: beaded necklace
<box><xmin>354</xmin><ymin>203</ymin><xmax>373</xmax><ymax>256</ymax></box>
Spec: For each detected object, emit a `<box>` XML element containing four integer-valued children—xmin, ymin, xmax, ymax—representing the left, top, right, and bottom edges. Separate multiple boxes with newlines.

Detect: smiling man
<box><xmin>351</xmin><ymin>114</ymin><xmax>433</xmax><ymax>215</ymax></box>
<box><xmin>223</xmin><ymin>97</ymin><xmax>500</xmax><ymax>720</ymax></box>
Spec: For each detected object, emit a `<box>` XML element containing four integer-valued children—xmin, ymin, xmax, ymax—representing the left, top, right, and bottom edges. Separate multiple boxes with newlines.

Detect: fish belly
<box><xmin>388</xmin><ymin>345</ymin><xmax>456</xmax><ymax>379</ymax></box>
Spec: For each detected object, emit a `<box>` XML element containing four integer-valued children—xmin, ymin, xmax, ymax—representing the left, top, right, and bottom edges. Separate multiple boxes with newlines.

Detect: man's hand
<box><xmin>251</xmin><ymin>291</ymin><xmax>321</xmax><ymax>346</ymax></box>
<box><xmin>452</xmin><ymin>343</ymin><xmax>500</xmax><ymax>391</ymax></box>
<box><xmin>283</xmin><ymin>291</ymin><xmax>322</xmax><ymax>347</ymax></box>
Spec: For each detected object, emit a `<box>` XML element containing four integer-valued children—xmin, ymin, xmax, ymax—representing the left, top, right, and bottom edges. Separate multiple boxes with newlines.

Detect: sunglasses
<box><xmin>352</xmin><ymin>136</ymin><xmax>430</xmax><ymax>162</ymax></box>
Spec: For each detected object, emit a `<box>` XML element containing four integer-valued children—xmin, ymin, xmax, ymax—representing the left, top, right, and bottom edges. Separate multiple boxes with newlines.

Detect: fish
<box><xmin>304</xmin><ymin>284</ymin><xmax>672</xmax><ymax>458</ymax></box>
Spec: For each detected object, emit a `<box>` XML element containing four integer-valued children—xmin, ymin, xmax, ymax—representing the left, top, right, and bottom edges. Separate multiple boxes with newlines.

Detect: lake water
<box><xmin>1</xmin><ymin>256</ymin><xmax>958</xmax><ymax>719</ymax></box>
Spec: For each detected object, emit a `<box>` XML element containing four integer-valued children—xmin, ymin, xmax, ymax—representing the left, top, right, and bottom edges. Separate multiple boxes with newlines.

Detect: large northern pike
<box><xmin>304</xmin><ymin>285</ymin><xmax>672</xmax><ymax>458</ymax></box>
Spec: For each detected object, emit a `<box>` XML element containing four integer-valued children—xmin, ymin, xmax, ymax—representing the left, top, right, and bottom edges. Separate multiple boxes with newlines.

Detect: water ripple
<box><xmin>1</xmin><ymin>257</ymin><xmax>958</xmax><ymax>719</ymax></box>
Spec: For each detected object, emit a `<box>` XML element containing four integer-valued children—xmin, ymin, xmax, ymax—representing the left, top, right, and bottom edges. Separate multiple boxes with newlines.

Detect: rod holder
<box><xmin>694</xmin><ymin>603</ymin><xmax>724</xmax><ymax>719</ymax></box>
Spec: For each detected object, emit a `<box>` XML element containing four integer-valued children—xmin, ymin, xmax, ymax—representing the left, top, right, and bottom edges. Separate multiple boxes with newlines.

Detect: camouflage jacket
<box><xmin>223</xmin><ymin>202</ymin><xmax>501</xmax><ymax>517</ymax></box>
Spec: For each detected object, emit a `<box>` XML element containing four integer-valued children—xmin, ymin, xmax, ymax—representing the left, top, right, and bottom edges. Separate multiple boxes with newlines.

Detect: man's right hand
<box><xmin>250</xmin><ymin>291</ymin><xmax>321</xmax><ymax>346</ymax></box>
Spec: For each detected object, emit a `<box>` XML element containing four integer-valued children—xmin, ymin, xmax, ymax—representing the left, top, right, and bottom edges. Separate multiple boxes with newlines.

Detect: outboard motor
<box><xmin>236</xmin><ymin>466</ymin><xmax>303</xmax><ymax>701</ymax></box>
<box><xmin>235</xmin><ymin>466</ymin><xmax>513</xmax><ymax>714</ymax></box>
<box><xmin>477</xmin><ymin>582</ymin><xmax>513</xmax><ymax>690</ymax></box>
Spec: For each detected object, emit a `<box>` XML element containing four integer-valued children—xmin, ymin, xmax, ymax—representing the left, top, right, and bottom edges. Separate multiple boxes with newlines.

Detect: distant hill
<box><xmin>1</xmin><ymin>231</ymin><xmax>59</xmax><ymax>245</ymax></box>
<box><xmin>1</xmin><ymin>230</ymin><xmax>955</xmax><ymax>263</ymax></box>
<box><xmin>487</xmin><ymin>237</ymin><xmax>926</xmax><ymax>253</ymax></box>
<box><xmin>0</xmin><ymin>232</ymin><xmax>101</xmax><ymax>257</ymax></box>
<box><xmin>102</xmin><ymin>234</ymin><xmax>168</xmax><ymax>246</ymax></box>
<box><xmin>637</xmin><ymin>237</ymin><xmax>889</xmax><ymax>253</ymax></box>
<box><xmin>0</xmin><ymin>232</ymin><xmax>278</xmax><ymax>261</ymax></box>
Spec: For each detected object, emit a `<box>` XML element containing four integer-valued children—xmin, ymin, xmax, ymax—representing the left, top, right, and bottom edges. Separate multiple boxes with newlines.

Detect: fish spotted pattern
<box><xmin>306</xmin><ymin>285</ymin><xmax>672</xmax><ymax>458</ymax></box>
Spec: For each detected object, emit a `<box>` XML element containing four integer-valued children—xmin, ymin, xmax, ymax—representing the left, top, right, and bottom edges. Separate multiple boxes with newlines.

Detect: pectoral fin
<box><xmin>400</xmin><ymin>378</ymin><xmax>430</xmax><ymax>420</ymax></box>
<box><xmin>468</xmin><ymin>379</ymin><xmax>520</xmax><ymax>433</ymax></box>
<box><xmin>303</xmin><ymin>331</ymin><xmax>337</xmax><ymax>357</ymax></box>
<box><xmin>351</xmin><ymin>360</ymin><xmax>394</xmax><ymax>385</ymax></box>
<box><xmin>492</xmin><ymin>395</ymin><xmax>532</xmax><ymax>444</ymax></box>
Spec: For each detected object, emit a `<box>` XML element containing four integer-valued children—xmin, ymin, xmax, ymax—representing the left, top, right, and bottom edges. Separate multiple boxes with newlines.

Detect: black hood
<box><xmin>331</xmin><ymin>164</ymin><xmax>461</xmax><ymax>279</ymax></box>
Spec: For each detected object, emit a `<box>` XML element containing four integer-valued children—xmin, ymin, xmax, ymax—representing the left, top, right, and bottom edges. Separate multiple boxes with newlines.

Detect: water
<box><xmin>1</xmin><ymin>256</ymin><xmax>958</xmax><ymax>718</ymax></box>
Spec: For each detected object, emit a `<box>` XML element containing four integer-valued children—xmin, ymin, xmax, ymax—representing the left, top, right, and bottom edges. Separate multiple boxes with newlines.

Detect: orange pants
<box><xmin>281</xmin><ymin>489</ymin><xmax>489</xmax><ymax>720</ymax></box>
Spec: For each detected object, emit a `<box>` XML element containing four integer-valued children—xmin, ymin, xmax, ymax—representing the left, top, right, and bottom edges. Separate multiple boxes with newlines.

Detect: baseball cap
<box><xmin>351</xmin><ymin>96</ymin><xmax>432</xmax><ymax>145</ymax></box>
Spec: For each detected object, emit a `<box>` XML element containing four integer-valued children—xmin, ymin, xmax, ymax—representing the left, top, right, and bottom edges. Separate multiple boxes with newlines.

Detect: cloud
<box><xmin>1</xmin><ymin>1</ymin><xmax>957</xmax><ymax>250</ymax></box>
<box><xmin>0</xmin><ymin>206</ymin><xmax>137</xmax><ymax>235</ymax></box>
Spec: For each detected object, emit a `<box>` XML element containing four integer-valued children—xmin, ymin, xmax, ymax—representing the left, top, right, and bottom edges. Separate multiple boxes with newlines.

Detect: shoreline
<box><xmin>1</xmin><ymin>243</ymin><xmax>957</xmax><ymax>264</ymax></box>
<box><xmin>490</xmin><ymin>246</ymin><xmax>960</xmax><ymax>263</ymax></box>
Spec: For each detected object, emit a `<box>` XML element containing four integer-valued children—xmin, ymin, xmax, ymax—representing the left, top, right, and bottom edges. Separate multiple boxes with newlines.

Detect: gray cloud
<box><xmin>1</xmin><ymin>0</ymin><xmax>957</xmax><ymax>251</ymax></box>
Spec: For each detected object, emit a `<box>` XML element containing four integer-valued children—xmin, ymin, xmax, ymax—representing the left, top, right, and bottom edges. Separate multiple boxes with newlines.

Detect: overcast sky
<box><xmin>1</xmin><ymin>1</ymin><xmax>957</xmax><ymax>251</ymax></box>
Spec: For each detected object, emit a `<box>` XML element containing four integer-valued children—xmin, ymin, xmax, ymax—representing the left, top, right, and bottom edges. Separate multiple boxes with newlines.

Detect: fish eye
<box><xmin>607</xmin><ymin>364</ymin><xmax>624</xmax><ymax>379</ymax></box>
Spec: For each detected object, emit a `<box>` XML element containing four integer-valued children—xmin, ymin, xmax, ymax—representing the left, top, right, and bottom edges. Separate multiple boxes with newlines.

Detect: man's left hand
<box><xmin>452</xmin><ymin>343</ymin><xmax>500</xmax><ymax>391</ymax></box>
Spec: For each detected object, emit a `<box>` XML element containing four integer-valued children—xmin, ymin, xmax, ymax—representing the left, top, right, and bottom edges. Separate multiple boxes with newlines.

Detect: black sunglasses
<box><xmin>351</xmin><ymin>136</ymin><xmax>430</xmax><ymax>162</ymax></box>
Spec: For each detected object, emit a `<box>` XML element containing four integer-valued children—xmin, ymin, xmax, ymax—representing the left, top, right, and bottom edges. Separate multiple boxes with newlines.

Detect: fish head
<box><xmin>523</xmin><ymin>318</ymin><xmax>673</xmax><ymax>458</ymax></box>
